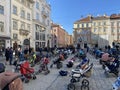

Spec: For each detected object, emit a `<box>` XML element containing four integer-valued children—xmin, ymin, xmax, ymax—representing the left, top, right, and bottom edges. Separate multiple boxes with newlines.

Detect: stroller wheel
<box><xmin>57</xmin><ymin>62</ymin><xmax>63</xmax><ymax>69</ymax></box>
<box><xmin>81</xmin><ymin>79</ymin><xmax>89</xmax><ymax>86</ymax></box>
<box><xmin>24</xmin><ymin>78</ymin><xmax>29</xmax><ymax>83</ymax></box>
<box><xmin>50</xmin><ymin>64</ymin><xmax>53</xmax><ymax>68</ymax></box>
<box><xmin>44</xmin><ymin>70</ymin><xmax>50</xmax><ymax>75</ymax></box>
<box><xmin>33</xmin><ymin>75</ymin><xmax>37</xmax><ymax>80</ymax></box>
<box><xmin>67</xmin><ymin>83</ymin><xmax>75</xmax><ymax>90</ymax></box>
<box><xmin>81</xmin><ymin>85</ymin><xmax>89</xmax><ymax>90</ymax></box>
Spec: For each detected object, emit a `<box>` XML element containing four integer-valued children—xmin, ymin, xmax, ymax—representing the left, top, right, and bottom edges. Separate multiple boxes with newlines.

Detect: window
<box><xmin>82</xmin><ymin>24</ymin><xmax>84</xmax><ymax>27</ymax></box>
<box><xmin>103</xmin><ymin>27</ymin><xmax>106</xmax><ymax>32</ymax></box>
<box><xmin>13</xmin><ymin>33</ymin><xmax>18</xmax><ymax>39</ymax></box>
<box><xmin>77</xmin><ymin>24</ymin><xmax>79</xmax><ymax>28</ymax></box>
<box><xmin>0</xmin><ymin>5</ymin><xmax>4</xmax><ymax>14</ymax></box>
<box><xmin>13</xmin><ymin>5</ymin><xmax>17</xmax><ymax>15</ymax></box>
<box><xmin>27</xmin><ymin>24</ymin><xmax>30</xmax><ymax>31</ymax></box>
<box><xmin>117</xmin><ymin>22</ymin><xmax>120</xmax><ymax>27</ymax></box>
<box><xmin>47</xmin><ymin>20</ymin><xmax>49</xmax><ymax>26</ymax></box>
<box><xmin>27</xmin><ymin>2</ymin><xmax>30</xmax><ymax>8</ymax></box>
<box><xmin>86</xmin><ymin>23</ymin><xmax>88</xmax><ymax>27</ymax></box>
<box><xmin>21</xmin><ymin>22</ymin><xmax>25</xmax><ymax>29</ymax></box>
<box><xmin>21</xmin><ymin>10</ymin><xmax>25</xmax><ymax>18</ymax></box>
<box><xmin>42</xmin><ymin>34</ymin><xmax>45</xmax><ymax>41</ymax></box>
<box><xmin>0</xmin><ymin>22</ymin><xmax>4</xmax><ymax>32</ymax></box>
<box><xmin>111</xmin><ymin>28</ymin><xmax>114</xmax><ymax>33</ymax></box>
<box><xmin>21</xmin><ymin>0</ymin><xmax>25</xmax><ymax>4</ymax></box>
<box><xmin>27</xmin><ymin>13</ymin><xmax>30</xmax><ymax>20</ymax></box>
<box><xmin>103</xmin><ymin>22</ymin><xmax>106</xmax><ymax>25</ymax></box>
<box><xmin>98</xmin><ymin>22</ymin><xmax>101</xmax><ymax>26</ymax></box>
<box><xmin>36</xmin><ymin>1</ymin><xmax>39</xmax><ymax>9</ymax></box>
<box><xmin>111</xmin><ymin>22</ymin><xmax>114</xmax><ymax>26</ymax></box>
<box><xmin>36</xmin><ymin>12</ymin><xmax>39</xmax><ymax>20</ymax></box>
<box><xmin>94</xmin><ymin>28</ymin><xmax>96</xmax><ymax>32</ymax></box>
<box><xmin>94</xmin><ymin>22</ymin><xmax>96</xmax><ymax>26</ymax></box>
<box><xmin>13</xmin><ymin>20</ymin><xmax>18</xmax><ymax>30</ymax></box>
<box><xmin>36</xmin><ymin>32</ymin><xmax>39</xmax><ymax>40</ymax></box>
<box><xmin>118</xmin><ymin>28</ymin><xmax>120</xmax><ymax>33</ymax></box>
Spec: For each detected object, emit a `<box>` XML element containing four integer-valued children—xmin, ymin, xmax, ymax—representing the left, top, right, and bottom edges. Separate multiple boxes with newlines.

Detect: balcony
<box><xmin>41</xmin><ymin>11</ymin><xmax>49</xmax><ymax>18</ymax></box>
<box><xmin>19</xmin><ymin>29</ymin><xmax>30</xmax><ymax>36</ymax></box>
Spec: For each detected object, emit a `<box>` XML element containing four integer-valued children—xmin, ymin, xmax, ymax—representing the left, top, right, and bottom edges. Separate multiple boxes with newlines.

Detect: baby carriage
<box><xmin>101</xmin><ymin>53</ymin><xmax>119</xmax><ymax>77</ymax></box>
<box><xmin>67</xmin><ymin>63</ymin><xmax>93</xmax><ymax>90</ymax></box>
<box><xmin>36</xmin><ymin>57</ymin><xmax>50</xmax><ymax>75</ymax></box>
<box><xmin>29</xmin><ymin>53</ymin><xmax>36</xmax><ymax>67</ymax></box>
<box><xmin>50</xmin><ymin>57</ymin><xmax>63</xmax><ymax>69</ymax></box>
<box><xmin>19</xmin><ymin>61</ymin><xmax>37</xmax><ymax>83</ymax></box>
<box><xmin>112</xmin><ymin>76</ymin><xmax>120</xmax><ymax>90</ymax></box>
<box><xmin>66</xmin><ymin>57</ymin><xmax>76</xmax><ymax>68</ymax></box>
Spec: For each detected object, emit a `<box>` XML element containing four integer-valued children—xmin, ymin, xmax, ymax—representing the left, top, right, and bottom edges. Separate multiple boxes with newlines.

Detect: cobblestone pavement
<box><xmin>0</xmin><ymin>53</ymin><xmax>118</xmax><ymax>90</ymax></box>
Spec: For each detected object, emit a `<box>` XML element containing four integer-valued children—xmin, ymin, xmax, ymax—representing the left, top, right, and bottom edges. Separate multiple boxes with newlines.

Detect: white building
<box><xmin>0</xmin><ymin>0</ymin><xmax>11</xmax><ymax>49</ymax></box>
<box><xmin>10</xmin><ymin>0</ymin><xmax>34</xmax><ymax>50</ymax></box>
<box><xmin>32</xmin><ymin>0</ymin><xmax>51</xmax><ymax>50</ymax></box>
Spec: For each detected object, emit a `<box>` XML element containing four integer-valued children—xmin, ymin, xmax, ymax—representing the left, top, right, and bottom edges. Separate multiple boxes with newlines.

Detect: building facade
<box><xmin>0</xmin><ymin>0</ymin><xmax>11</xmax><ymax>49</ymax></box>
<box><xmin>73</xmin><ymin>15</ymin><xmax>92</xmax><ymax>47</ymax></box>
<box><xmin>92</xmin><ymin>15</ymin><xmax>110</xmax><ymax>47</ymax></box>
<box><xmin>11</xmin><ymin>0</ymin><xmax>34</xmax><ymax>50</ymax></box>
<box><xmin>33</xmin><ymin>0</ymin><xmax>51</xmax><ymax>50</ymax></box>
<box><xmin>73</xmin><ymin>14</ymin><xmax>120</xmax><ymax>48</ymax></box>
<box><xmin>51</xmin><ymin>23</ymin><xmax>70</xmax><ymax>48</ymax></box>
<box><xmin>110</xmin><ymin>14</ymin><xmax>120</xmax><ymax>45</ymax></box>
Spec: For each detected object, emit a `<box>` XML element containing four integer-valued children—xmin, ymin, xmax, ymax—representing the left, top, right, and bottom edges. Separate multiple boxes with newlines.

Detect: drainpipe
<box><xmin>9</xmin><ymin>0</ymin><xmax>12</xmax><ymax>47</ymax></box>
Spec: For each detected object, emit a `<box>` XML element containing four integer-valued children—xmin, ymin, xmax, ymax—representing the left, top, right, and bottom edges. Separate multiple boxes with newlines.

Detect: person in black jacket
<box><xmin>5</xmin><ymin>47</ymin><xmax>10</xmax><ymax>65</ymax></box>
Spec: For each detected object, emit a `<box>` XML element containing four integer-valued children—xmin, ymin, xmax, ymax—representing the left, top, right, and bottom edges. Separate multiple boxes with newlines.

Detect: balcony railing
<box><xmin>41</xmin><ymin>11</ymin><xmax>49</xmax><ymax>18</ymax></box>
<box><xmin>19</xmin><ymin>29</ymin><xmax>30</xmax><ymax>36</ymax></box>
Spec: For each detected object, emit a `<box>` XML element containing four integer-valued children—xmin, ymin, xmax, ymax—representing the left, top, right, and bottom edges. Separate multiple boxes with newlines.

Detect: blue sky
<box><xmin>47</xmin><ymin>0</ymin><xmax>120</xmax><ymax>34</ymax></box>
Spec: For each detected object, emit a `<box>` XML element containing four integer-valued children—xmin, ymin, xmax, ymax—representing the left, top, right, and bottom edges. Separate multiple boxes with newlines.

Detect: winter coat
<box><xmin>0</xmin><ymin>71</ymin><xmax>23</xmax><ymax>90</ymax></box>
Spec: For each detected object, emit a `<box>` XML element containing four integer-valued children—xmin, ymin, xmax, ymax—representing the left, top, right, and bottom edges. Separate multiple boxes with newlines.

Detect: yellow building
<box><xmin>73</xmin><ymin>15</ymin><xmax>92</xmax><ymax>47</ymax></box>
<box><xmin>110</xmin><ymin>14</ymin><xmax>120</xmax><ymax>45</ymax></box>
<box><xmin>92</xmin><ymin>15</ymin><xmax>110</xmax><ymax>47</ymax></box>
<box><xmin>11</xmin><ymin>0</ymin><xmax>34</xmax><ymax>49</ymax></box>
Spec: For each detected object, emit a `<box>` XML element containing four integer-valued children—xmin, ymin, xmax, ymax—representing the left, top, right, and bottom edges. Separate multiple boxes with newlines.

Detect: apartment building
<box><xmin>110</xmin><ymin>14</ymin><xmax>120</xmax><ymax>45</ymax></box>
<box><xmin>51</xmin><ymin>23</ymin><xmax>68</xmax><ymax>48</ymax></box>
<box><xmin>73</xmin><ymin>15</ymin><xmax>92</xmax><ymax>47</ymax></box>
<box><xmin>67</xmin><ymin>35</ymin><xmax>73</xmax><ymax>46</ymax></box>
<box><xmin>92</xmin><ymin>15</ymin><xmax>110</xmax><ymax>47</ymax></box>
<box><xmin>11</xmin><ymin>0</ymin><xmax>34</xmax><ymax>49</ymax></box>
<box><xmin>0</xmin><ymin>0</ymin><xmax>11</xmax><ymax>49</ymax></box>
<box><xmin>33</xmin><ymin>0</ymin><xmax>51</xmax><ymax>50</ymax></box>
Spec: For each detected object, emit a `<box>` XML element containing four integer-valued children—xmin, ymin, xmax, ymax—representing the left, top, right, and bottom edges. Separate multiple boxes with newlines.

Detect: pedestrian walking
<box><xmin>9</xmin><ymin>47</ymin><xmax>13</xmax><ymax>65</ymax></box>
<box><xmin>5</xmin><ymin>47</ymin><xmax>10</xmax><ymax>65</ymax></box>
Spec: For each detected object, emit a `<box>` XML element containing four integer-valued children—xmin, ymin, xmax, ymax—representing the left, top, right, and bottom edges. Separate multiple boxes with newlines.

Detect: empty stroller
<box><xmin>36</xmin><ymin>56</ymin><xmax>50</xmax><ymax>75</ymax></box>
<box><xmin>19</xmin><ymin>61</ymin><xmax>37</xmax><ymax>83</ymax></box>
<box><xmin>66</xmin><ymin>57</ymin><xmax>76</xmax><ymax>68</ymax></box>
<box><xmin>50</xmin><ymin>55</ymin><xmax>63</xmax><ymax>69</ymax></box>
<box><xmin>67</xmin><ymin>63</ymin><xmax>93</xmax><ymax>90</ymax></box>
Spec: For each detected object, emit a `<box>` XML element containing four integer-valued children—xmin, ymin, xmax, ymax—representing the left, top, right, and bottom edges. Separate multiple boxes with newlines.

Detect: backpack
<box><xmin>59</xmin><ymin>70</ymin><xmax>68</xmax><ymax>76</ymax></box>
<box><xmin>0</xmin><ymin>63</ymin><xmax>5</xmax><ymax>73</ymax></box>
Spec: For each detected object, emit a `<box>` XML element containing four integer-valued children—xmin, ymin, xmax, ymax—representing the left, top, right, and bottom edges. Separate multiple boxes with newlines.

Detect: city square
<box><xmin>1</xmin><ymin>0</ymin><xmax>120</xmax><ymax>90</ymax></box>
<box><xmin>0</xmin><ymin>52</ymin><xmax>118</xmax><ymax>90</ymax></box>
